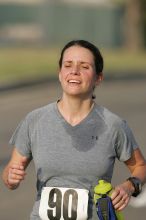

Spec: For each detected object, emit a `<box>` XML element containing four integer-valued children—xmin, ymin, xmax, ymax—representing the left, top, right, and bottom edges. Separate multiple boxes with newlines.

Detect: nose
<box><xmin>71</xmin><ymin>64</ymin><xmax>80</xmax><ymax>75</ymax></box>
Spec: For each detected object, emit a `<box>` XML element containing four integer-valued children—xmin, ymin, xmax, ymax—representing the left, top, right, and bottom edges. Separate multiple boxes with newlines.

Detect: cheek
<box><xmin>59</xmin><ymin>70</ymin><xmax>64</xmax><ymax>80</ymax></box>
<box><xmin>59</xmin><ymin>68</ymin><xmax>69</xmax><ymax>78</ymax></box>
<box><xmin>59</xmin><ymin>71</ymin><xmax>68</xmax><ymax>84</ymax></box>
<box><xmin>86</xmin><ymin>71</ymin><xmax>97</xmax><ymax>83</ymax></box>
<box><xmin>87</xmin><ymin>75</ymin><xmax>98</xmax><ymax>89</ymax></box>
<box><xmin>58</xmin><ymin>71</ymin><xmax>62</xmax><ymax>82</ymax></box>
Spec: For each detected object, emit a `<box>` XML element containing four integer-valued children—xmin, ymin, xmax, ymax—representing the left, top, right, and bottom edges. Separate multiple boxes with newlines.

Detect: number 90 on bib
<box><xmin>39</xmin><ymin>187</ymin><xmax>89</xmax><ymax>220</ymax></box>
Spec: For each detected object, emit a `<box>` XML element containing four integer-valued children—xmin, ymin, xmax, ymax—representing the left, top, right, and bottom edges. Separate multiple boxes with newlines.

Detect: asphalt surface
<box><xmin>0</xmin><ymin>80</ymin><xmax>146</xmax><ymax>220</ymax></box>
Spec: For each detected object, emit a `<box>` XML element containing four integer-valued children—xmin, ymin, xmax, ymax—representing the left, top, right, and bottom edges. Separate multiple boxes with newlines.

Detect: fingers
<box><xmin>111</xmin><ymin>186</ymin><xmax>131</xmax><ymax>211</ymax></box>
<box><xmin>8</xmin><ymin>163</ymin><xmax>26</xmax><ymax>187</ymax></box>
<box><xmin>10</xmin><ymin>163</ymin><xmax>25</xmax><ymax>170</ymax></box>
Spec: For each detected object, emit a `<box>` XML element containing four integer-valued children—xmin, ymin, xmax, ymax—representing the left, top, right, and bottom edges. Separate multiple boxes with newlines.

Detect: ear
<box><xmin>58</xmin><ymin>70</ymin><xmax>61</xmax><ymax>82</ymax></box>
<box><xmin>95</xmin><ymin>73</ymin><xmax>103</xmax><ymax>86</ymax></box>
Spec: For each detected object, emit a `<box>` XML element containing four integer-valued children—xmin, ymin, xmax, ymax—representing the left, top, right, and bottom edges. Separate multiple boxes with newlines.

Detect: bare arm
<box><xmin>111</xmin><ymin>148</ymin><xmax>146</xmax><ymax>211</ymax></box>
<box><xmin>2</xmin><ymin>147</ymin><xmax>31</xmax><ymax>190</ymax></box>
<box><xmin>125</xmin><ymin>148</ymin><xmax>146</xmax><ymax>184</ymax></box>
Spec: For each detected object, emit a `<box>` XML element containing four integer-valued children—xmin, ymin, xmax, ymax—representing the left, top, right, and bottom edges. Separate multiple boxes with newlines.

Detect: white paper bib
<box><xmin>39</xmin><ymin>187</ymin><xmax>89</xmax><ymax>220</ymax></box>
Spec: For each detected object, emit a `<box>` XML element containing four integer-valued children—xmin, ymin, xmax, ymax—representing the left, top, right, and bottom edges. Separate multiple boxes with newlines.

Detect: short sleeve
<box><xmin>9</xmin><ymin>116</ymin><xmax>32</xmax><ymax>159</ymax></box>
<box><xmin>114</xmin><ymin>120</ymin><xmax>138</xmax><ymax>161</ymax></box>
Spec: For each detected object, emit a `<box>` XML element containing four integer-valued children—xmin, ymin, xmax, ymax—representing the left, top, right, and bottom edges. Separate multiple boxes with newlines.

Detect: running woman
<box><xmin>2</xmin><ymin>40</ymin><xmax>146</xmax><ymax>220</ymax></box>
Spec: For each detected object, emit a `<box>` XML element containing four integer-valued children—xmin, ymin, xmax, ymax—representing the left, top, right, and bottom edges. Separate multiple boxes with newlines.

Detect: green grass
<box><xmin>0</xmin><ymin>47</ymin><xmax>146</xmax><ymax>86</ymax></box>
<box><xmin>0</xmin><ymin>47</ymin><xmax>60</xmax><ymax>85</ymax></box>
<box><xmin>103</xmin><ymin>49</ymin><xmax>146</xmax><ymax>79</ymax></box>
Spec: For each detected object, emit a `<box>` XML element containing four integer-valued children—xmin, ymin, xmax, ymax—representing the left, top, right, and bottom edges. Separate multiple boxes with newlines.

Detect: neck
<box><xmin>57</xmin><ymin>95</ymin><xmax>94</xmax><ymax>126</ymax></box>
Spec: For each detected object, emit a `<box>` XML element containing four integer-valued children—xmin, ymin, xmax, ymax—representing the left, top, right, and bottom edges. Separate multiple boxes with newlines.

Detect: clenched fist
<box><xmin>7</xmin><ymin>162</ymin><xmax>26</xmax><ymax>189</ymax></box>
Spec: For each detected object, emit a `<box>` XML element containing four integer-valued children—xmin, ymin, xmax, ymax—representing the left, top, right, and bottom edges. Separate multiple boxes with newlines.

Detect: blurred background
<box><xmin>0</xmin><ymin>0</ymin><xmax>146</xmax><ymax>220</ymax></box>
<box><xmin>0</xmin><ymin>0</ymin><xmax>146</xmax><ymax>87</ymax></box>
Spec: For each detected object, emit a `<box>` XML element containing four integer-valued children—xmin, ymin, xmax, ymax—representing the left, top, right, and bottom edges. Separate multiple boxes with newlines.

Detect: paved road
<box><xmin>0</xmin><ymin>80</ymin><xmax>146</xmax><ymax>220</ymax></box>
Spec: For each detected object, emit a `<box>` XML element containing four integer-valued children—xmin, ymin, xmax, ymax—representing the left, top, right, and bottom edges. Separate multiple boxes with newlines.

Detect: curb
<box><xmin>0</xmin><ymin>76</ymin><xmax>58</xmax><ymax>93</ymax></box>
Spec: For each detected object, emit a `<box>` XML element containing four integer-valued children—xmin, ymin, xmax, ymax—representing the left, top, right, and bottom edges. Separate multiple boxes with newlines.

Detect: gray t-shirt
<box><xmin>9</xmin><ymin>102</ymin><xmax>138</xmax><ymax>220</ymax></box>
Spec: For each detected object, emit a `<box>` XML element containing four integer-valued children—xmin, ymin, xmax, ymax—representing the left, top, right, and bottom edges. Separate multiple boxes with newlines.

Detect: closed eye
<box><xmin>63</xmin><ymin>62</ymin><xmax>72</xmax><ymax>68</ymax></box>
<box><xmin>64</xmin><ymin>64</ymin><xmax>71</xmax><ymax>68</ymax></box>
<box><xmin>81</xmin><ymin>65</ymin><xmax>89</xmax><ymax>69</ymax></box>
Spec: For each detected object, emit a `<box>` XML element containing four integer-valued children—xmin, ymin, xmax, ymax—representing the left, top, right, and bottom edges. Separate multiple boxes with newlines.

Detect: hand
<box><xmin>7</xmin><ymin>157</ymin><xmax>27</xmax><ymax>189</ymax></box>
<box><xmin>111</xmin><ymin>181</ymin><xmax>134</xmax><ymax>211</ymax></box>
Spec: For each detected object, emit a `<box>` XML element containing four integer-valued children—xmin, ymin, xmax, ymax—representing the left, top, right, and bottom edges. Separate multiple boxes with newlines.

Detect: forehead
<box><xmin>63</xmin><ymin>46</ymin><xmax>94</xmax><ymax>63</ymax></box>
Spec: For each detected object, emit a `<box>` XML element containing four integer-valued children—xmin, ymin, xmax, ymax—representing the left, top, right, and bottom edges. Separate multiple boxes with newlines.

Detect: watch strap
<box><xmin>127</xmin><ymin>177</ymin><xmax>142</xmax><ymax>197</ymax></box>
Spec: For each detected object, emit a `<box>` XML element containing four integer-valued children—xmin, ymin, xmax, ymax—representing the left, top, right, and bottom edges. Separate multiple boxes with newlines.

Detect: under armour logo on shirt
<box><xmin>92</xmin><ymin>136</ymin><xmax>98</xmax><ymax>140</ymax></box>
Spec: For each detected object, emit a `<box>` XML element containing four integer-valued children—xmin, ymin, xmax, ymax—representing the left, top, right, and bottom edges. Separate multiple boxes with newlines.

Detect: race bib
<box><xmin>39</xmin><ymin>187</ymin><xmax>89</xmax><ymax>220</ymax></box>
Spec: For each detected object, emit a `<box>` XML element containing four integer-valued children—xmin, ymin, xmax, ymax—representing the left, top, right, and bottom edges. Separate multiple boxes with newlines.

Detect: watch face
<box><xmin>128</xmin><ymin>177</ymin><xmax>142</xmax><ymax>197</ymax></box>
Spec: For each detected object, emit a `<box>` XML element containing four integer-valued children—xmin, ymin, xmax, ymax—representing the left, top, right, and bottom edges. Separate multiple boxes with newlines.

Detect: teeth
<box><xmin>68</xmin><ymin>80</ymin><xmax>80</xmax><ymax>83</ymax></box>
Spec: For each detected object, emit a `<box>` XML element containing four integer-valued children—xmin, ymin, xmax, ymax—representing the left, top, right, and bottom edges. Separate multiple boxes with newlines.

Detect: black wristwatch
<box><xmin>127</xmin><ymin>177</ymin><xmax>142</xmax><ymax>197</ymax></box>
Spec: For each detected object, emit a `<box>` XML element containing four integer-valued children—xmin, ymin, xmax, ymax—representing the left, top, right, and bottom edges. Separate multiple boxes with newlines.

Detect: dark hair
<box><xmin>59</xmin><ymin>39</ymin><xmax>104</xmax><ymax>76</ymax></box>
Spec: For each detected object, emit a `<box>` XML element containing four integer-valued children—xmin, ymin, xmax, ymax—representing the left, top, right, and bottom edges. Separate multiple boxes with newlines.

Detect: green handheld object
<box><xmin>94</xmin><ymin>180</ymin><xmax>112</xmax><ymax>194</ymax></box>
<box><xmin>94</xmin><ymin>180</ymin><xmax>124</xmax><ymax>220</ymax></box>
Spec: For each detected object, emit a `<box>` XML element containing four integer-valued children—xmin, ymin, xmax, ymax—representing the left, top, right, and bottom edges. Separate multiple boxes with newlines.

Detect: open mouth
<box><xmin>68</xmin><ymin>80</ymin><xmax>81</xmax><ymax>84</ymax></box>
